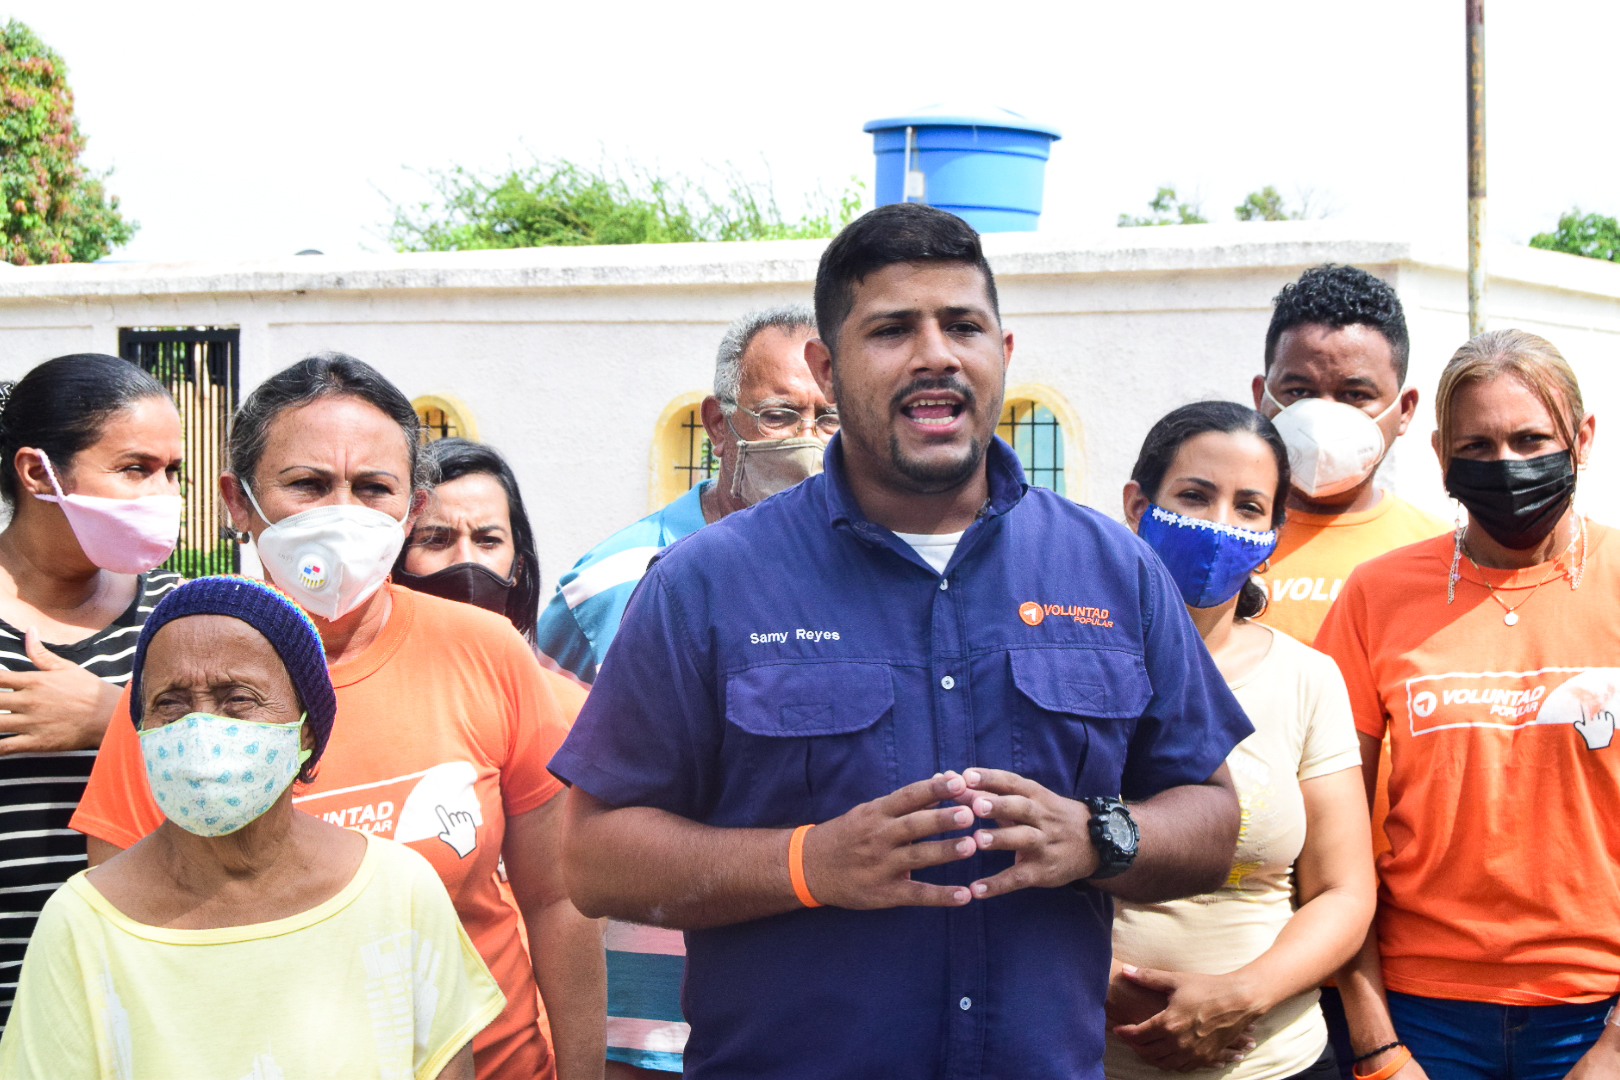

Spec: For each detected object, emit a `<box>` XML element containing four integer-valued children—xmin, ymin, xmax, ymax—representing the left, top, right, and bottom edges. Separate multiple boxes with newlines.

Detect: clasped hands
<box><xmin>1106</xmin><ymin>964</ymin><xmax>1260</xmax><ymax>1072</ymax></box>
<box><xmin>799</xmin><ymin>768</ymin><xmax>1099</xmax><ymax>910</ymax></box>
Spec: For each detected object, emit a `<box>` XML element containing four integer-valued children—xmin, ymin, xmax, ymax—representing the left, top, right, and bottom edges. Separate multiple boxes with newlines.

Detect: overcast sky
<box><xmin>15</xmin><ymin>0</ymin><xmax>1617</xmax><ymax>262</ymax></box>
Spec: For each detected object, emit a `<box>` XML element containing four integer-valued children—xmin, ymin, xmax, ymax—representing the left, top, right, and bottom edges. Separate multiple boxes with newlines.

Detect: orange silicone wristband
<box><xmin>789</xmin><ymin>824</ymin><xmax>823</xmax><ymax>908</ymax></box>
<box><xmin>1354</xmin><ymin>1045</ymin><xmax>1412</xmax><ymax>1080</ymax></box>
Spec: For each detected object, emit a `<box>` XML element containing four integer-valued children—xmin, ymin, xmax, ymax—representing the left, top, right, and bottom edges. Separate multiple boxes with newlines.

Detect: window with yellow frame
<box><xmin>650</xmin><ymin>392</ymin><xmax>719</xmax><ymax>510</ymax></box>
<box><xmin>997</xmin><ymin>384</ymin><xmax>1082</xmax><ymax>501</ymax></box>
<box><xmin>412</xmin><ymin>394</ymin><xmax>478</xmax><ymax>446</ymax></box>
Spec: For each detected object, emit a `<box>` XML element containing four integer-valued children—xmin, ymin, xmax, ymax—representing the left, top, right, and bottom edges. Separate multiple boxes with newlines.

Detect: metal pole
<box><xmin>1467</xmin><ymin>0</ymin><xmax>1486</xmax><ymax>337</ymax></box>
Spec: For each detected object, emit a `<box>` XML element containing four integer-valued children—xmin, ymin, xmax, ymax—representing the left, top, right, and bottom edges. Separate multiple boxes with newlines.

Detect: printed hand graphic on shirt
<box><xmin>434</xmin><ymin>806</ymin><xmax>478</xmax><ymax>857</ymax></box>
<box><xmin>1540</xmin><ymin>668</ymin><xmax>1620</xmax><ymax>751</ymax></box>
<box><xmin>394</xmin><ymin>761</ymin><xmax>484</xmax><ymax>856</ymax></box>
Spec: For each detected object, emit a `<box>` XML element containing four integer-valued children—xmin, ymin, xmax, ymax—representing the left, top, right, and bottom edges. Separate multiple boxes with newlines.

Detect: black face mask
<box><xmin>1445</xmin><ymin>450</ymin><xmax>1576</xmax><ymax>550</ymax></box>
<box><xmin>397</xmin><ymin>561</ymin><xmax>516</xmax><ymax>614</ymax></box>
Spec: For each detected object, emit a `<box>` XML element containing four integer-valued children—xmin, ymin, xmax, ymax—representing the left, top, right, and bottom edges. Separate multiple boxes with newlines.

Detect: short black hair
<box><xmin>813</xmin><ymin>203</ymin><xmax>999</xmax><ymax>355</ymax></box>
<box><xmin>227</xmin><ymin>352</ymin><xmax>426</xmax><ymax>494</ymax></box>
<box><xmin>1131</xmin><ymin>400</ymin><xmax>1289</xmax><ymax>621</ymax></box>
<box><xmin>0</xmin><ymin>354</ymin><xmax>170</xmax><ymax>506</ymax></box>
<box><xmin>397</xmin><ymin>437</ymin><xmax>543</xmax><ymax>644</ymax></box>
<box><xmin>1264</xmin><ymin>264</ymin><xmax>1410</xmax><ymax>384</ymax></box>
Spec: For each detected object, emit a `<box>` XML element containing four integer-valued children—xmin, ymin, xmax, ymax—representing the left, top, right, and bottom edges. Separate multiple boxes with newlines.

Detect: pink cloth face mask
<box><xmin>34</xmin><ymin>453</ymin><xmax>182</xmax><ymax>574</ymax></box>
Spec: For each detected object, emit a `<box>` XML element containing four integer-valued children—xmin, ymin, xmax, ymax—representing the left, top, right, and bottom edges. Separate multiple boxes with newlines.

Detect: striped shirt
<box><xmin>0</xmin><ymin>569</ymin><xmax>181</xmax><ymax>1032</ymax></box>
<box><xmin>536</xmin><ymin>481</ymin><xmax>710</xmax><ymax>685</ymax></box>
<box><xmin>534</xmin><ymin>482</ymin><xmax>709</xmax><ymax>1073</ymax></box>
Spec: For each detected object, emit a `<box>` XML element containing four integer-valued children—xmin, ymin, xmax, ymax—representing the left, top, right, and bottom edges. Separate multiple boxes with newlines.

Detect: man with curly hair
<box><xmin>1250</xmin><ymin>263</ymin><xmax>1448</xmax><ymax>1080</ymax></box>
<box><xmin>1250</xmin><ymin>264</ymin><xmax>1449</xmax><ymax>646</ymax></box>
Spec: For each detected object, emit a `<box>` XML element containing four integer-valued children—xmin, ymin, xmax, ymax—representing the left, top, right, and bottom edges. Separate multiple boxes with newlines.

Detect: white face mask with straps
<box><xmin>242</xmin><ymin>483</ymin><xmax>405</xmax><ymax>621</ymax></box>
<box><xmin>1263</xmin><ymin>387</ymin><xmax>1402</xmax><ymax>499</ymax></box>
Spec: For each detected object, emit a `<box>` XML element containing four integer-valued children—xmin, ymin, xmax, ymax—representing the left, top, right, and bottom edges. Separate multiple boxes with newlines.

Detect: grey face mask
<box><xmin>729</xmin><ymin>436</ymin><xmax>824</xmax><ymax>505</ymax></box>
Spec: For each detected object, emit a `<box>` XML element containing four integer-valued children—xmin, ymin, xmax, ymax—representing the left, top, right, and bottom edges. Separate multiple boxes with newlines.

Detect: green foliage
<box><xmin>1234</xmin><ymin>185</ymin><xmax>1300</xmax><ymax>222</ymax></box>
<box><xmin>0</xmin><ymin>21</ymin><xmax>135</xmax><ymax>264</ymax></box>
<box><xmin>386</xmin><ymin>158</ymin><xmax>865</xmax><ymax>250</ymax></box>
<box><xmin>1118</xmin><ymin>186</ymin><xmax>1208</xmax><ymax>227</ymax></box>
<box><xmin>1530</xmin><ymin>209</ymin><xmax>1620</xmax><ymax>262</ymax></box>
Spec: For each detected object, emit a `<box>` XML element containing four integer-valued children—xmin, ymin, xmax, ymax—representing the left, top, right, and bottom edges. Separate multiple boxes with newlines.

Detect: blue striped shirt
<box><xmin>535</xmin><ymin>481</ymin><xmax>709</xmax><ymax>1071</ymax></box>
<box><xmin>536</xmin><ymin>481</ymin><xmax>710</xmax><ymax>685</ymax></box>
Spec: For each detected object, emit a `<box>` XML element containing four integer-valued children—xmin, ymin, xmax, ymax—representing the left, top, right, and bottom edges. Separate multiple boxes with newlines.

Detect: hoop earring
<box><xmin>1256</xmin><ymin>559</ymin><xmax>1271</xmax><ymax>575</ymax></box>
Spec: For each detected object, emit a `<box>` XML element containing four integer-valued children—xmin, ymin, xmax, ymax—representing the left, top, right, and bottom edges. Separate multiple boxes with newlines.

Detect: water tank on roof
<box><xmin>864</xmin><ymin>104</ymin><xmax>1062</xmax><ymax>233</ymax></box>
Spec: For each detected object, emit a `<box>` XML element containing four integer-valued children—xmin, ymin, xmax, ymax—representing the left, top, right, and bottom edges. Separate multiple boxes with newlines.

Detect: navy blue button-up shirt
<box><xmin>550</xmin><ymin>436</ymin><xmax>1252</xmax><ymax>1080</ymax></box>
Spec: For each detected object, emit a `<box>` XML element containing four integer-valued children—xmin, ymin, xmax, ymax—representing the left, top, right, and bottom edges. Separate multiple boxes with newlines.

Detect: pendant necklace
<box><xmin>1452</xmin><ymin>517</ymin><xmax>1586</xmax><ymax>626</ymax></box>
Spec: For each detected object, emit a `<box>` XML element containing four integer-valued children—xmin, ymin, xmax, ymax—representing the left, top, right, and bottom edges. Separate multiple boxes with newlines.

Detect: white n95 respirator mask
<box><xmin>1264</xmin><ymin>388</ymin><xmax>1401</xmax><ymax>499</ymax></box>
<box><xmin>244</xmin><ymin>484</ymin><xmax>405</xmax><ymax>621</ymax></box>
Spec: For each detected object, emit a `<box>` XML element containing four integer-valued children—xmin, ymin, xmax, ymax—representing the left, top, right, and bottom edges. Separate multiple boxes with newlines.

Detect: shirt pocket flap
<box><xmin>1010</xmin><ymin>648</ymin><xmax>1151</xmax><ymax>719</ymax></box>
<box><xmin>726</xmin><ymin>662</ymin><xmax>894</xmax><ymax>737</ymax></box>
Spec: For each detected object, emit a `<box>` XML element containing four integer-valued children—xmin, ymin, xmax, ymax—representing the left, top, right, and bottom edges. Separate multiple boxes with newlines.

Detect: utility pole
<box><xmin>1467</xmin><ymin>0</ymin><xmax>1486</xmax><ymax>337</ymax></box>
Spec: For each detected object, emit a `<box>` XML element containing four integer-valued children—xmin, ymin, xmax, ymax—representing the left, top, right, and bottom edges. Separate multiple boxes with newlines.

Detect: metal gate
<box><xmin>118</xmin><ymin>327</ymin><xmax>241</xmax><ymax>578</ymax></box>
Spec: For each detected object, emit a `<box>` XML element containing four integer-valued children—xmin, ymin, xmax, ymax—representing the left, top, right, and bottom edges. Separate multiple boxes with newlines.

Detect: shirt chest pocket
<box><xmin>721</xmin><ymin>662</ymin><xmax>898</xmax><ymax>827</ymax></box>
<box><xmin>1009</xmin><ymin>648</ymin><xmax>1152</xmax><ymax>799</ymax></box>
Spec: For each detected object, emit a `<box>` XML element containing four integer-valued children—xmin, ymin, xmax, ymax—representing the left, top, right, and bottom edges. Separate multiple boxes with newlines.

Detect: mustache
<box><xmin>889</xmin><ymin>376</ymin><xmax>978</xmax><ymax>414</ymax></box>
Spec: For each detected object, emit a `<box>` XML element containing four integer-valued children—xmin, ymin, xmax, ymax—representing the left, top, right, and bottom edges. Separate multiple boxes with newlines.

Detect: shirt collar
<box><xmin>659</xmin><ymin>479</ymin><xmax>712</xmax><ymax>542</ymax></box>
<box><xmin>822</xmin><ymin>431</ymin><xmax>1028</xmax><ymax>534</ymax></box>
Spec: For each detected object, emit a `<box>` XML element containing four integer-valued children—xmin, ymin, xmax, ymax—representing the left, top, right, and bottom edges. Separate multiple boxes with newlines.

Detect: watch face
<box><xmin>1102</xmin><ymin>810</ymin><xmax>1137</xmax><ymax>852</ymax></box>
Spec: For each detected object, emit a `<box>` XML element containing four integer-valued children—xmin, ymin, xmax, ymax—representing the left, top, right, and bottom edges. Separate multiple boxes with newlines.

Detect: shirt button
<box><xmin>941</xmin><ymin>675</ymin><xmax>955</xmax><ymax>690</ymax></box>
<box><xmin>939</xmin><ymin>578</ymin><xmax>949</xmax><ymax>590</ymax></box>
<box><xmin>959</xmin><ymin>996</ymin><xmax>972</xmax><ymax>1011</ymax></box>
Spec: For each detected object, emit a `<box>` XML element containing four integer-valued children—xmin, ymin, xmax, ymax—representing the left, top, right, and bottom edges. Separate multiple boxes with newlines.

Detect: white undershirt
<box><xmin>892</xmin><ymin>530</ymin><xmax>966</xmax><ymax>575</ymax></box>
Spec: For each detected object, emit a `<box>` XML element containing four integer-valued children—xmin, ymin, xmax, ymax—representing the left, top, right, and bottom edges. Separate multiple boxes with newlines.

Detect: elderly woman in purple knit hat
<box><xmin>0</xmin><ymin>576</ymin><xmax>504</xmax><ymax>1080</ymax></box>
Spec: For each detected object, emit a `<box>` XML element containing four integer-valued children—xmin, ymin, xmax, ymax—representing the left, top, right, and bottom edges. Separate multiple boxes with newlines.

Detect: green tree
<box><xmin>1234</xmin><ymin>185</ymin><xmax>1300</xmax><ymax>222</ymax></box>
<box><xmin>1118</xmin><ymin>186</ymin><xmax>1208</xmax><ymax>227</ymax></box>
<box><xmin>1530</xmin><ymin>209</ymin><xmax>1620</xmax><ymax>262</ymax></box>
<box><xmin>385</xmin><ymin>158</ymin><xmax>863</xmax><ymax>250</ymax></box>
<box><xmin>0</xmin><ymin>21</ymin><xmax>135</xmax><ymax>264</ymax></box>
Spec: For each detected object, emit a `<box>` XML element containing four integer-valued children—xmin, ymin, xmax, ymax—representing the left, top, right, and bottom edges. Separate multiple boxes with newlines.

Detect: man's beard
<box><xmin>888</xmin><ymin>431</ymin><xmax>986</xmax><ymax>492</ymax></box>
<box><xmin>883</xmin><ymin>374</ymin><xmax>987</xmax><ymax>493</ymax></box>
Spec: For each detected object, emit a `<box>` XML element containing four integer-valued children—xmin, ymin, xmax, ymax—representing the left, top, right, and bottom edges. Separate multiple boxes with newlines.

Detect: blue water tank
<box><xmin>864</xmin><ymin>104</ymin><xmax>1062</xmax><ymax>233</ymax></box>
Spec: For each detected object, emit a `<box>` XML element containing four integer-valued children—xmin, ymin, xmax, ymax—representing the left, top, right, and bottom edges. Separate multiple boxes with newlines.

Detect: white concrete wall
<box><xmin>1</xmin><ymin>222</ymin><xmax>1616</xmax><ymax>598</ymax></box>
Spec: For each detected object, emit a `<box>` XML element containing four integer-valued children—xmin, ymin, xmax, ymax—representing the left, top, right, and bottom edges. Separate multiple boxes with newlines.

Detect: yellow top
<box><xmin>0</xmin><ymin>832</ymin><xmax>504</xmax><ymax>1080</ymax></box>
<box><xmin>1108</xmin><ymin>628</ymin><xmax>1361</xmax><ymax>1080</ymax></box>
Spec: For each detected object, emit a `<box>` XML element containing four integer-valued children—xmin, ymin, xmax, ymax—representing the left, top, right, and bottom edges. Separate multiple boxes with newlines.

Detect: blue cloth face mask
<box><xmin>1137</xmin><ymin>505</ymin><xmax>1279</xmax><ymax>610</ymax></box>
<box><xmin>139</xmin><ymin>712</ymin><xmax>312</xmax><ymax>837</ymax></box>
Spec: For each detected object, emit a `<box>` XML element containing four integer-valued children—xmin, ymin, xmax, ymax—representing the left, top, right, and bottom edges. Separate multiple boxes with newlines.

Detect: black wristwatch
<box><xmin>1080</xmin><ymin>796</ymin><xmax>1139</xmax><ymax>880</ymax></box>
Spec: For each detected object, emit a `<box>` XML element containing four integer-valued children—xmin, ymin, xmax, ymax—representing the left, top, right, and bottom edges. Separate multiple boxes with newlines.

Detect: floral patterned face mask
<box><xmin>139</xmin><ymin>712</ymin><xmax>311</xmax><ymax>837</ymax></box>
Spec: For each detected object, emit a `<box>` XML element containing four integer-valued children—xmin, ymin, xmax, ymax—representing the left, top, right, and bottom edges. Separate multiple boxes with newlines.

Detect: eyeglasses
<box><xmin>730</xmin><ymin>404</ymin><xmax>841</xmax><ymax>436</ymax></box>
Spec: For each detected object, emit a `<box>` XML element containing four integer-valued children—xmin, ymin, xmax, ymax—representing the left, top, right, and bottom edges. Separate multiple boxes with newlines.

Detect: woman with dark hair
<box><xmin>396</xmin><ymin>438</ymin><xmax>544</xmax><ymax>645</ymax></box>
<box><xmin>1</xmin><ymin>576</ymin><xmax>502</xmax><ymax>1078</ymax></box>
<box><xmin>0</xmin><ymin>353</ymin><xmax>183</xmax><ymax>1031</ymax></box>
<box><xmin>72</xmin><ymin>353</ymin><xmax>605</xmax><ymax>1080</ymax></box>
<box><xmin>1106</xmin><ymin>401</ymin><xmax>1375</xmax><ymax>1080</ymax></box>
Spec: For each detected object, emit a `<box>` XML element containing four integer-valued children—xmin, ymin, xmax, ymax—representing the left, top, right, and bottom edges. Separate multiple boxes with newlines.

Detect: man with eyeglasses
<box><xmin>535</xmin><ymin>304</ymin><xmax>833</xmax><ymax>1078</ymax></box>
<box><xmin>552</xmin><ymin>204</ymin><xmax>1252</xmax><ymax>1079</ymax></box>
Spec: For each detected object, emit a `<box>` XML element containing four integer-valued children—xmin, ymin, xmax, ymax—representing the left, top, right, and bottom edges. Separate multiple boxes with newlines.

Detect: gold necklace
<box><xmin>1458</xmin><ymin>518</ymin><xmax>1586</xmax><ymax>626</ymax></box>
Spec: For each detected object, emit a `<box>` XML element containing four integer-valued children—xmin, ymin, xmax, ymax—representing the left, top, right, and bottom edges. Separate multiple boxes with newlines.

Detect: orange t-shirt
<box><xmin>1315</xmin><ymin>523</ymin><xmax>1620</xmax><ymax>1006</ymax></box>
<box><xmin>72</xmin><ymin>586</ymin><xmax>574</xmax><ymax>1080</ymax></box>
<box><xmin>1257</xmin><ymin>491</ymin><xmax>1450</xmax><ymax>646</ymax></box>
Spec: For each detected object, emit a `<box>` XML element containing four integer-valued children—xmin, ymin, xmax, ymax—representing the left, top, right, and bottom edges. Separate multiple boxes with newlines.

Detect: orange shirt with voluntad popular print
<box><xmin>1315</xmin><ymin>522</ymin><xmax>1620</xmax><ymax>1006</ymax></box>
<box><xmin>1256</xmin><ymin>491</ymin><xmax>1450</xmax><ymax>646</ymax></box>
<box><xmin>72</xmin><ymin>586</ymin><xmax>575</xmax><ymax>1080</ymax></box>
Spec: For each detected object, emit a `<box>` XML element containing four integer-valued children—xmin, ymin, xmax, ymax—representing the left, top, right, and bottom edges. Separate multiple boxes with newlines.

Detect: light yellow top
<box><xmin>0</xmin><ymin>831</ymin><xmax>504</xmax><ymax>1080</ymax></box>
<box><xmin>1106</xmin><ymin>628</ymin><xmax>1361</xmax><ymax>1080</ymax></box>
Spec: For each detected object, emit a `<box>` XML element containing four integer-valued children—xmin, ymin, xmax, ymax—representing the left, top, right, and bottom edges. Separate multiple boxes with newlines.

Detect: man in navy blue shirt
<box><xmin>552</xmin><ymin>203</ymin><xmax>1252</xmax><ymax>1079</ymax></box>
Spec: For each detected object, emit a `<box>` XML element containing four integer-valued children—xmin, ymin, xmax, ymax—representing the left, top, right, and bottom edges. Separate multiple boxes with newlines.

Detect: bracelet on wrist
<box><xmin>788</xmin><ymin>824</ymin><xmax>823</xmax><ymax>908</ymax></box>
<box><xmin>1353</xmin><ymin>1042</ymin><xmax>1403</xmax><ymax>1064</ymax></box>
<box><xmin>1353</xmin><ymin>1045</ymin><xmax>1412</xmax><ymax>1080</ymax></box>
